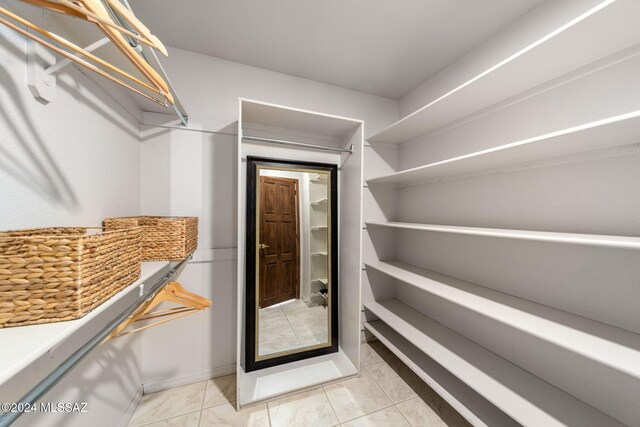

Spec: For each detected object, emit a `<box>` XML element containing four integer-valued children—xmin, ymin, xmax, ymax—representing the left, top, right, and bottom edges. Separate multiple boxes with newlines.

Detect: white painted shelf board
<box><xmin>311</xmin><ymin>198</ymin><xmax>328</xmax><ymax>206</ymax></box>
<box><xmin>368</xmin><ymin>110</ymin><xmax>640</xmax><ymax>185</ymax></box>
<box><xmin>238</xmin><ymin>349</ymin><xmax>357</xmax><ymax>407</ymax></box>
<box><xmin>366</xmin><ymin>260</ymin><xmax>640</xmax><ymax>381</ymax></box>
<box><xmin>365</xmin><ymin>300</ymin><xmax>624</xmax><ymax>427</ymax></box>
<box><xmin>364</xmin><ymin>321</ymin><xmax>517</xmax><ymax>427</ymax></box>
<box><xmin>241</xmin><ymin>98</ymin><xmax>361</xmax><ymax>139</ymax></box>
<box><xmin>312</xmin><ymin>278</ymin><xmax>328</xmax><ymax>285</ymax></box>
<box><xmin>0</xmin><ymin>262</ymin><xmax>171</xmax><ymax>387</ymax></box>
<box><xmin>311</xmin><ymin>226</ymin><xmax>328</xmax><ymax>231</ymax></box>
<box><xmin>366</xmin><ymin>221</ymin><xmax>640</xmax><ymax>250</ymax></box>
<box><xmin>368</xmin><ymin>1</ymin><xmax>639</xmax><ymax>145</ymax></box>
<box><xmin>311</xmin><ymin>252</ymin><xmax>328</xmax><ymax>256</ymax></box>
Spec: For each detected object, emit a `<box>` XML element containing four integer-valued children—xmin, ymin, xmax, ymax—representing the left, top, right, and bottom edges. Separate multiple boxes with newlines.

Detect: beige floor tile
<box><xmin>281</xmin><ymin>299</ymin><xmax>309</xmax><ymax>315</ymax></box>
<box><xmin>396</xmin><ymin>396</ymin><xmax>446</xmax><ymax>427</ymax></box>
<box><xmin>142</xmin><ymin>411</ymin><xmax>201</xmax><ymax>427</ymax></box>
<box><xmin>129</xmin><ymin>382</ymin><xmax>206</xmax><ymax>427</ymax></box>
<box><xmin>341</xmin><ymin>406</ymin><xmax>410</xmax><ymax>427</ymax></box>
<box><xmin>200</xmin><ymin>401</ymin><xmax>270</xmax><ymax>427</ymax></box>
<box><xmin>395</xmin><ymin>394</ymin><xmax>470</xmax><ymax>427</ymax></box>
<box><xmin>260</xmin><ymin>311</ymin><xmax>291</xmax><ymax>330</ymax></box>
<box><xmin>268</xmin><ymin>388</ymin><xmax>339</xmax><ymax>427</ymax></box>
<box><xmin>286</xmin><ymin>309</ymin><xmax>322</xmax><ymax>327</ymax></box>
<box><xmin>259</xmin><ymin>325</ymin><xmax>301</xmax><ymax>355</ymax></box>
<box><xmin>309</xmin><ymin>305</ymin><xmax>329</xmax><ymax>320</ymax></box>
<box><xmin>203</xmin><ymin>374</ymin><xmax>236</xmax><ymax>409</ymax></box>
<box><xmin>365</xmin><ymin>362</ymin><xmax>417</xmax><ymax>404</ymax></box>
<box><xmin>324</xmin><ymin>370</ymin><xmax>393</xmax><ymax>423</ymax></box>
<box><xmin>360</xmin><ymin>341</ymin><xmax>397</xmax><ymax>366</ymax></box>
<box><xmin>292</xmin><ymin>320</ymin><xmax>329</xmax><ymax>346</ymax></box>
<box><xmin>365</xmin><ymin>358</ymin><xmax>432</xmax><ymax>403</ymax></box>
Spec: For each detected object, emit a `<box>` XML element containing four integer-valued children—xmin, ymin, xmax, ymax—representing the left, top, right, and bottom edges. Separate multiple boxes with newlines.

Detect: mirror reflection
<box><xmin>256</xmin><ymin>166</ymin><xmax>331</xmax><ymax>359</ymax></box>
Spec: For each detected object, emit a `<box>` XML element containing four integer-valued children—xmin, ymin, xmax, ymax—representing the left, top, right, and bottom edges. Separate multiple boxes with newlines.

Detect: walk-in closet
<box><xmin>1</xmin><ymin>1</ymin><xmax>640</xmax><ymax>426</ymax></box>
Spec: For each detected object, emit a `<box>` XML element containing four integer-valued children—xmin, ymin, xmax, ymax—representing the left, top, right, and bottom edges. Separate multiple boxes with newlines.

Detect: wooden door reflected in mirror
<box><xmin>246</xmin><ymin>157</ymin><xmax>338</xmax><ymax>372</ymax></box>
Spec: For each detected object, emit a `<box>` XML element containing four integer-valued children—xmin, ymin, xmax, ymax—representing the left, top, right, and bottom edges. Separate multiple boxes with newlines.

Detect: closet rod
<box><xmin>119</xmin><ymin>0</ymin><xmax>189</xmax><ymax>126</ymax></box>
<box><xmin>243</xmin><ymin>134</ymin><xmax>353</xmax><ymax>154</ymax></box>
<box><xmin>0</xmin><ymin>256</ymin><xmax>192</xmax><ymax>427</ymax></box>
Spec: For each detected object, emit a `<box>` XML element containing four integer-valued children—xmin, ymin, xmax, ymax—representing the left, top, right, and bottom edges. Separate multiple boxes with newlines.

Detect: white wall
<box><xmin>0</xmin><ymin>5</ymin><xmax>144</xmax><ymax>426</ymax></box>
<box><xmin>140</xmin><ymin>47</ymin><xmax>398</xmax><ymax>390</ymax></box>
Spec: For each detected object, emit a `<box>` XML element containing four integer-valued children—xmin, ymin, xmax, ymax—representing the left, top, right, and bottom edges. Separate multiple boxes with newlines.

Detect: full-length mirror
<box><xmin>245</xmin><ymin>157</ymin><xmax>338</xmax><ymax>371</ymax></box>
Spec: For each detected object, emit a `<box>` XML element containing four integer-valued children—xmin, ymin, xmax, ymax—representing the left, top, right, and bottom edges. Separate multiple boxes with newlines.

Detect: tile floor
<box><xmin>258</xmin><ymin>299</ymin><xmax>329</xmax><ymax>356</ymax></box>
<box><xmin>129</xmin><ymin>340</ymin><xmax>471</xmax><ymax>427</ymax></box>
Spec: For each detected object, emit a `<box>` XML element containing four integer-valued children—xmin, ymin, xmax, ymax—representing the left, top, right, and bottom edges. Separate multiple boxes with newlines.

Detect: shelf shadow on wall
<box><xmin>12</xmin><ymin>336</ymin><xmax>142</xmax><ymax>427</ymax></box>
<box><xmin>56</xmin><ymin>71</ymin><xmax>141</xmax><ymax>141</ymax></box>
<box><xmin>0</xmin><ymin>63</ymin><xmax>78</xmax><ymax>209</ymax></box>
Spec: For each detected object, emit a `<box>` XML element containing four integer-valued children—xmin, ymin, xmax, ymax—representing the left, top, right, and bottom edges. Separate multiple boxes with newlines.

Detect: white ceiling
<box><xmin>130</xmin><ymin>0</ymin><xmax>545</xmax><ymax>100</ymax></box>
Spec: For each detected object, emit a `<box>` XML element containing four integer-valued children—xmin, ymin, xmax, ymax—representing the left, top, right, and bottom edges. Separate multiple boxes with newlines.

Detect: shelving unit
<box><xmin>365</xmin><ymin>259</ymin><xmax>640</xmax><ymax>385</ymax></box>
<box><xmin>237</xmin><ymin>98</ymin><xmax>363</xmax><ymax>408</ymax></box>
<box><xmin>367</xmin><ymin>110</ymin><xmax>640</xmax><ymax>186</ymax></box>
<box><xmin>364</xmin><ymin>300</ymin><xmax>624</xmax><ymax>427</ymax></box>
<box><xmin>361</xmin><ymin>3</ymin><xmax>640</xmax><ymax>426</ymax></box>
<box><xmin>309</xmin><ymin>175</ymin><xmax>329</xmax><ymax>306</ymax></box>
<box><xmin>366</xmin><ymin>221</ymin><xmax>640</xmax><ymax>250</ymax></box>
<box><xmin>367</xmin><ymin>0</ymin><xmax>640</xmax><ymax>145</ymax></box>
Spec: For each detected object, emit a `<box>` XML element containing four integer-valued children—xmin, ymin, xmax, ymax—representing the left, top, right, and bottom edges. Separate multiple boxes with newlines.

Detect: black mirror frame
<box><xmin>245</xmin><ymin>156</ymin><xmax>339</xmax><ymax>372</ymax></box>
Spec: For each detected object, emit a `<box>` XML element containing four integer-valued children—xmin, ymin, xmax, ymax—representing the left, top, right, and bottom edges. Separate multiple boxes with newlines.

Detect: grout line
<box><xmin>199</xmin><ymin>380</ymin><xmax>207</xmax><ymax>411</ymax></box>
<box><xmin>266</xmin><ymin>399</ymin><xmax>273</xmax><ymax>427</ymax></box>
<box><xmin>362</xmin><ymin>362</ymin><xmax>400</xmax><ymax>404</ymax></box>
<box><xmin>395</xmin><ymin>401</ymin><xmax>414</xmax><ymax>426</ymax></box>
<box><xmin>322</xmin><ymin>385</ymin><xmax>341</xmax><ymax>424</ymax></box>
<box><xmin>137</xmin><ymin>409</ymin><xmax>202</xmax><ymax>427</ymax></box>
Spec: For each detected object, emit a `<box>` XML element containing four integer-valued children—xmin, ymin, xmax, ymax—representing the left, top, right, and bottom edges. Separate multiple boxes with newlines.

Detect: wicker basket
<box><xmin>0</xmin><ymin>227</ymin><xmax>142</xmax><ymax>328</ymax></box>
<box><xmin>103</xmin><ymin>216</ymin><xmax>198</xmax><ymax>261</ymax></box>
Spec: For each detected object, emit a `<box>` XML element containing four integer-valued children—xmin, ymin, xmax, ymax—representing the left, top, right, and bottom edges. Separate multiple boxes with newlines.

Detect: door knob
<box><xmin>259</xmin><ymin>243</ymin><xmax>270</xmax><ymax>249</ymax></box>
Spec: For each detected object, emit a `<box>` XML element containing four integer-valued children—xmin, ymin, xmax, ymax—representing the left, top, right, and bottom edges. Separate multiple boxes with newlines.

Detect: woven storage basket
<box><xmin>103</xmin><ymin>216</ymin><xmax>198</xmax><ymax>261</ymax></box>
<box><xmin>0</xmin><ymin>227</ymin><xmax>142</xmax><ymax>328</ymax></box>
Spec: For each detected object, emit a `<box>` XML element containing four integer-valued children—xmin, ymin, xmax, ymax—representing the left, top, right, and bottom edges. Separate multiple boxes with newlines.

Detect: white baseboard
<box><xmin>119</xmin><ymin>385</ymin><xmax>144</xmax><ymax>427</ymax></box>
<box><xmin>142</xmin><ymin>364</ymin><xmax>237</xmax><ymax>394</ymax></box>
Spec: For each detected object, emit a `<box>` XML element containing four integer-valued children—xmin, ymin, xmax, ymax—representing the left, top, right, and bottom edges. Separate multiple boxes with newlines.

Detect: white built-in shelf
<box><xmin>366</xmin><ymin>260</ymin><xmax>640</xmax><ymax>382</ymax></box>
<box><xmin>242</xmin><ymin>99</ymin><xmax>361</xmax><ymax>139</ymax></box>
<box><xmin>364</xmin><ymin>321</ymin><xmax>517</xmax><ymax>427</ymax></box>
<box><xmin>367</xmin><ymin>1</ymin><xmax>638</xmax><ymax>145</ymax></box>
<box><xmin>312</xmin><ymin>278</ymin><xmax>328</xmax><ymax>286</ymax></box>
<box><xmin>365</xmin><ymin>299</ymin><xmax>624</xmax><ymax>427</ymax></box>
<box><xmin>311</xmin><ymin>198</ymin><xmax>328</xmax><ymax>206</ymax></box>
<box><xmin>311</xmin><ymin>225</ymin><xmax>328</xmax><ymax>231</ymax></box>
<box><xmin>368</xmin><ymin>110</ymin><xmax>640</xmax><ymax>185</ymax></box>
<box><xmin>311</xmin><ymin>252</ymin><xmax>328</xmax><ymax>257</ymax></box>
<box><xmin>366</xmin><ymin>221</ymin><xmax>640</xmax><ymax>251</ymax></box>
<box><xmin>0</xmin><ymin>262</ymin><xmax>171</xmax><ymax>398</ymax></box>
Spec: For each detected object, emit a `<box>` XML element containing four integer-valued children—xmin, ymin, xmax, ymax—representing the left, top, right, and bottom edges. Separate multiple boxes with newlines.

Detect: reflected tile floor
<box><xmin>258</xmin><ymin>299</ymin><xmax>329</xmax><ymax>356</ymax></box>
<box><xmin>129</xmin><ymin>341</ymin><xmax>471</xmax><ymax>427</ymax></box>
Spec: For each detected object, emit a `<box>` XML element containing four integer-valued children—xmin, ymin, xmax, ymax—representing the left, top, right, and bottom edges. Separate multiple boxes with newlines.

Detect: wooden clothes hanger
<box><xmin>71</xmin><ymin>0</ymin><xmax>173</xmax><ymax>102</ymax></box>
<box><xmin>110</xmin><ymin>282</ymin><xmax>211</xmax><ymax>339</ymax></box>
<box><xmin>0</xmin><ymin>0</ymin><xmax>174</xmax><ymax>104</ymax></box>
<box><xmin>20</xmin><ymin>0</ymin><xmax>168</xmax><ymax>56</ymax></box>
